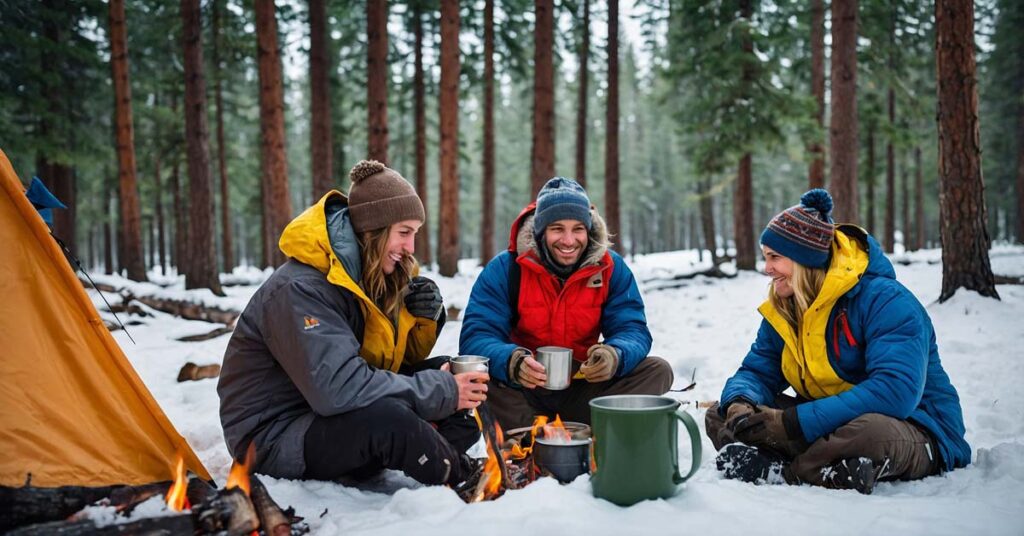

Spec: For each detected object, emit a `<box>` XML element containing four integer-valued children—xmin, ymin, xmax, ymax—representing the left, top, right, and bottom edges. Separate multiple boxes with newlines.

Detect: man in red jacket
<box><xmin>459</xmin><ymin>177</ymin><xmax>674</xmax><ymax>430</ymax></box>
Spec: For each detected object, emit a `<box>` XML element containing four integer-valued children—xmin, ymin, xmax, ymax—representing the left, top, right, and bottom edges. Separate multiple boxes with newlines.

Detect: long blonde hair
<box><xmin>768</xmin><ymin>261</ymin><xmax>827</xmax><ymax>331</ymax></box>
<box><xmin>358</xmin><ymin>226</ymin><xmax>417</xmax><ymax>322</ymax></box>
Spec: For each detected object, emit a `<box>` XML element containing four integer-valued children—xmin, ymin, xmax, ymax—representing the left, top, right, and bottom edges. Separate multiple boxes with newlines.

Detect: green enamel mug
<box><xmin>589</xmin><ymin>395</ymin><xmax>702</xmax><ymax>506</ymax></box>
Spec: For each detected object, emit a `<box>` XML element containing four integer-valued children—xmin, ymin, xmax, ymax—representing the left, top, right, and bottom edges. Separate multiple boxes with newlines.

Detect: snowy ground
<box><xmin>90</xmin><ymin>246</ymin><xmax>1024</xmax><ymax>535</ymax></box>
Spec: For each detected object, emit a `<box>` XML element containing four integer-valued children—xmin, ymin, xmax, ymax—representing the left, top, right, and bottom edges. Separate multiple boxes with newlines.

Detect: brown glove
<box><xmin>508</xmin><ymin>348</ymin><xmax>546</xmax><ymax>389</ymax></box>
<box><xmin>730</xmin><ymin>405</ymin><xmax>809</xmax><ymax>459</ymax></box>
<box><xmin>580</xmin><ymin>344</ymin><xmax>619</xmax><ymax>383</ymax></box>
<box><xmin>724</xmin><ymin>399</ymin><xmax>756</xmax><ymax>426</ymax></box>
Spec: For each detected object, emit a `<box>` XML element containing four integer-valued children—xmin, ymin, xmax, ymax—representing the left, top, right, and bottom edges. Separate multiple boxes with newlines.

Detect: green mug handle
<box><xmin>673</xmin><ymin>409</ymin><xmax>703</xmax><ymax>484</ymax></box>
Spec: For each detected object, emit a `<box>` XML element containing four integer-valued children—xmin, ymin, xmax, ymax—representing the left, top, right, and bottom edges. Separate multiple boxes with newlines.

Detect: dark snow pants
<box><xmin>706</xmin><ymin>396</ymin><xmax>941</xmax><ymax>488</ymax></box>
<box><xmin>302</xmin><ymin>397</ymin><xmax>477</xmax><ymax>486</ymax></box>
<box><xmin>485</xmin><ymin>356</ymin><xmax>675</xmax><ymax>431</ymax></box>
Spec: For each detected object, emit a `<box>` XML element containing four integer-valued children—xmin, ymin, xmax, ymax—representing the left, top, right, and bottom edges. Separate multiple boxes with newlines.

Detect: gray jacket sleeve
<box><xmin>261</xmin><ymin>278</ymin><xmax>458</xmax><ymax>421</ymax></box>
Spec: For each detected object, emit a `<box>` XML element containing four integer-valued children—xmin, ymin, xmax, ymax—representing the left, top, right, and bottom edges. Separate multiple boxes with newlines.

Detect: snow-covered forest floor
<box><xmin>88</xmin><ymin>245</ymin><xmax>1024</xmax><ymax>535</ymax></box>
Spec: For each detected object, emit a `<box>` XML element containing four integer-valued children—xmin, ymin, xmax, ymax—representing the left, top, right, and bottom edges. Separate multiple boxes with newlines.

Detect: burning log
<box><xmin>7</xmin><ymin>512</ymin><xmax>195</xmax><ymax>536</ymax></box>
<box><xmin>186</xmin><ymin>478</ymin><xmax>218</xmax><ymax>507</ymax></box>
<box><xmin>250</xmin><ymin>475</ymin><xmax>292</xmax><ymax>536</ymax></box>
<box><xmin>176</xmin><ymin>362</ymin><xmax>222</xmax><ymax>382</ymax></box>
<box><xmin>0</xmin><ymin>482</ymin><xmax>170</xmax><ymax>531</ymax></box>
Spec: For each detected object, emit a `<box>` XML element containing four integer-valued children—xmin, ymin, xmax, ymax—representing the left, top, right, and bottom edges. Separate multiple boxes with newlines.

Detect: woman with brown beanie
<box><xmin>706</xmin><ymin>189</ymin><xmax>970</xmax><ymax>495</ymax></box>
<box><xmin>218</xmin><ymin>160</ymin><xmax>486</xmax><ymax>493</ymax></box>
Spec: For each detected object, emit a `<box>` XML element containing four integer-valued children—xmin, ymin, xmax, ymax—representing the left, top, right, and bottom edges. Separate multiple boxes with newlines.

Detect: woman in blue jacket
<box><xmin>706</xmin><ymin>189</ymin><xmax>970</xmax><ymax>495</ymax></box>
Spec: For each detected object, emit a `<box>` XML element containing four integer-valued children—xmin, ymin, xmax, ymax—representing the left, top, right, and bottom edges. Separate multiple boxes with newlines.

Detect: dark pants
<box><xmin>302</xmin><ymin>398</ymin><xmax>477</xmax><ymax>486</ymax></box>
<box><xmin>706</xmin><ymin>396</ymin><xmax>941</xmax><ymax>488</ymax></box>
<box><xmin>486</xmin><ymin>356</ymin><xmax>675</xmax><ymax>431</ymax></box>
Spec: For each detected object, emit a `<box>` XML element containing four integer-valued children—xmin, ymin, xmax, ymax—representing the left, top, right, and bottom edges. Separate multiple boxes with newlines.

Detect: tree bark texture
<box><xmin>367</xmin><ymin>0</ymin><xmax>389</xmax><ymax>164</ymax></box>
<box><xmin>808</xmin><ymin>0</ymin><xmax>826</xmax><ymax>189</ymax></box>
<box><xmin>1017</xmin><ymin>94</ymin><xmax>1024</xmax><ymax>243</ymax></box>
<box><xmin>413</xmin><ymin>2</ymin><xmax>431</xmax><ymax>264</ymax></box>
<box><xmin>153</xmin><ymin>149</ymin><xmax>166</xmax><ymax>274</ymax></box>
<box><xmin>829</xmin><ymin>0</ymin><xmax>859</xmax><ymax>224</ymax></box>
<box><xmin>575</xmin><ymin>0</ymin><xmax>589</xmax><ymax>187</ymax></box>
<box><xmin>605</xmin><ymin>0</ymin><xmax>621</xmax><ymax>253</ymax></box>
<box><xmin>481</xmin><ymin>0</ymin><xmax>496</xmax><ymax>265</ymax></box>
<box><xmin>530</xmin><ymin>0</ymin><xmax>555</xmax><ymax>196</ymax></box>
<box><xmin>699</xmin><ymin>179</ymin><xmax>719</xmax><ymax>264</ymax></box>
<box><xmin>181</xmin><ymin>0</ymin><xmax>224</xmax><ymax>295</ymax></box>
<box><xmin>109</xmin><ymin>0</ymin><xmax>147</xmax><ymax>282</ymax></box>
<box><xmin>902</xmin><ymin>153</ymin><xmax>910</xmax><ymax>249</ymax></box>
<box><xmin>437</xmin><ymin>0</ymin><xmax>460</xmax><ymax>277</ymax></box>
<box><xmin>310</xmin><ymin>0</ymin><xmax>334</xmax><ymax>198</ymax></box>
<box><xmin>935</xmin><ymin>0</ymin><xmax>998</xmax><ymax>301</ymax></box>
<box><xmin>915</xmin><ymin>146</ymin><xmax>924</xmax><ymax>250</ymax></box>
<box><xmin>255</xmin><ymin>0</ymin><xmax>292</xmax><ymax>268</ymax></box>
<box><xmin>735</xmin><ymin>153</ymin><xmax>755</xmax><ymax>269</ymax></box>
<box><xmin>884</xmin><ymin>86</ymin><xmax>896</xmax><ymax>252</ymax></box>
<box><xmin>212</xmin><ymin>0</ymin><xmax>234</xmax><ymax>273</ymax></box>
<box><xmin>866</xmin><ymin>124</ymin><xmax>875</xmax><ymax>234</ymax></box>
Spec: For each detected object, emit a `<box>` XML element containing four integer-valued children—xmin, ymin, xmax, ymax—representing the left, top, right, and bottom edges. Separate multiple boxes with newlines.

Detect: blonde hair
<box><xmin>768</xmin><ymin>261</ymin><xmax>827</xmax><ymax>331</ymax></box>
<box><xmin>358</xmin><ymin>226</ymin><xmax>417</xmax><ymax>322</ymax></box>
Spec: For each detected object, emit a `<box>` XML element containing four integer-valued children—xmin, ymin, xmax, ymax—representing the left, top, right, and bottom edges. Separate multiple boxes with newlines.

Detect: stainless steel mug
<box><xmin>535</xmin><ymin>346</ymin><xmax>572</xmax><ymax>390</ymax></box>
<box><xmin>450</xmin><ymin>355</ymin><xmax>489</xmax><ymax>374</ymax></box>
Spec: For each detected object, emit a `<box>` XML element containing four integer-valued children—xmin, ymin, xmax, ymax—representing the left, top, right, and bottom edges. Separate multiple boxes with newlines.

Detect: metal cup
<box><xmin>450</xmin><ymin>355</ymin><xmax>489</xmax><ymax>375</ymax></box>
<box><xmin>535</xmin><ymin>346</ymin><xmax>572</xmax><ymax>390</ymax></box>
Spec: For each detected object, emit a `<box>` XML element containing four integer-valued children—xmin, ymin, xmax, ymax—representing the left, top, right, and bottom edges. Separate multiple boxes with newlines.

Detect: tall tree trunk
<box><xmin>734</xmin><ymin>0</ymin><xmax>755</xmax><ymax>270</ymax></box>
<box><xmin>605</xmin><ymin>0</ymin><xmax>621</xmax><ymax>252</ymax></box>
<box><xmin>309</xmin><ymin>0</ymin><xmax>334</xmax><ymax>197</ymax></box>
<box><xmin>830</xmin><ymin>0</ymin><xmax>858</xmax><ymax>223</ymax></box>
<box><xmin>935</xmin><ymin>0</ymin><xmax>998</xmax><ymax>301</ymax></box>
<box><xmin>902</xmin><ymin>152</ymin><xmax>910</xmax><ymax>249</ymax></box>
<box><xmin>735</xmin><ymin>154</ymin><xmax>755</xmax><ymax>269</ymax></box>
<box><xmin>808</xmin><ymin>0</ymin><xmax>826</xmax><ymax>189</ymax></box>
<box><xmin>255</xmin><ymin>0</ymin><xmax>292</xmax><ymax>268</ymax></box>
<box><xmin>109</xmin><ymin>0</ymin><xmax>147</xmax><ymax>281</ymax></box>
<box><xmin>575</xmin><ymin>0</ymin><xmax>589</xmax><ymax>187</ymax></box>
<box><xmin>884</xmin><ymin>6</ymin><xmax>897</xmax><ymax>253</ymax></box>
<box><xmin>1017</xmin><ymin>94</ymin><xmax>1024</xmax><ymax>244</ymax></box>
<box><xmin>181</xmin><ymin>0</ymin><xmax>224</xmax><ymax>295</ymax></box>
<box><xmin>170</xmin><ymin>92</ymin><xmax>188</xmax><ymax>274</ymax></box>
<box><xmin>104</xmin><ymin>211</ymin><xmax>113</xmax><ymax>275</ymax></box>
<box><xmin>367</xmin><ymin>0</ymin><xmax>389</xmax><ymax>163</ymax></box>
<box><xmin>915</xmin><ymin>146</ymin><xmax>924</xmax><ymax>250</ymax></box>
<box><xmin>481</xmin><ymin>0</ymin><xmax>495</xmax><ymax>265</ymax></box>
<box><xmin>530</xmin><ymin>0</ymin><xmax>555</xmax><ymax>196</ymax></box>
<box><xmin>866</xmin><ymin>124</ymin><xmax>875</xmax><ymax>234</ymax></box>
<box><xmin>212</xmin><ymin>0</ymin><xmax>234</xmax><ymax>273</ymax></box>
<box><xmin>437</xmin><ymin>0</ymin><xmax>460</xmax><ymax>277</ymax></box>
<box><xmin>699</xmin><ymin>178</ymin><xmax>719</xmax><ymax>264</ymax></box>
<box><xmin>413</xmin><ymin>2</ymin><xmax>431</xmax><ymax>265</ymax></box>
<box><xmin>154</xmin><ymin>147</ymin><xmax>166</xmax><ymax>274</ymax></box>
<box><xmin>38</xmin><ymin>0</ymin><xmax>76</xmax><ymax>253</ymax></box>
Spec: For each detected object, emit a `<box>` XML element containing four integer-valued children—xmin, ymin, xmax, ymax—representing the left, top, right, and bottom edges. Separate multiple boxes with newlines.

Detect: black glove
<box><xmin>729</xmin><ymin>405</ymin><xmax>808</xmax><ymax>459</ymax></box>
<box><xmin>405</xmin><ymin>276</ymin><xmax>444</xmax><ymax>321</ymax></box>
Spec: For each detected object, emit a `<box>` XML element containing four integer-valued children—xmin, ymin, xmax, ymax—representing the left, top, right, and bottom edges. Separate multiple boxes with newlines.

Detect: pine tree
<box><xmin>438</xmin><ymin>0</ymin><xmax>460</xmax><ymax>276</ymax></box>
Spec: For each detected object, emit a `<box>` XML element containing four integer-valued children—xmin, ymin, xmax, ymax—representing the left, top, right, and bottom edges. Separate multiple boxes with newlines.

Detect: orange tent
<box><xmin>0</xmin><ymin>149</ymin><xmax>210</xmax><ymax>487</ymax></box>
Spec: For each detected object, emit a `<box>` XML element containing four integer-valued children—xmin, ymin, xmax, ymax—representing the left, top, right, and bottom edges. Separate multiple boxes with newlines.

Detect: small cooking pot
<box><xmin>533</xmin><ymin>421</ymin><xmax>592</xmax><ymax>483</ymax></box>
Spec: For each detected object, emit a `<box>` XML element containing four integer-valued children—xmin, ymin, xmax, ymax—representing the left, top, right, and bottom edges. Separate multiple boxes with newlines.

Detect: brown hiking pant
<box><xmin>486</xmin><ymin>357</ymin><xmax>674</xmax><ymax>431</ymax></box>
<box><xmin>706</xmin><ymin>397</ymin><xmax>941</xmax><ymax>488</ymax></box>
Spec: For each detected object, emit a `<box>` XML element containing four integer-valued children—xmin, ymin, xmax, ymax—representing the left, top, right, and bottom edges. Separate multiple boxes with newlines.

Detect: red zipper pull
<box><xmin>841</xmin><ymin>312</ymin><xmax>857</xmax><ymax>347</ymax></box>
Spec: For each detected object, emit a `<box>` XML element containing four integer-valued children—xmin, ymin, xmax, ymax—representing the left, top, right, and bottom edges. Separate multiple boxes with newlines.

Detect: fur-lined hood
<box><xmin>508</xmin><ymin>201</ymin><xmax>610</xmax><ymax>268</ymax></box>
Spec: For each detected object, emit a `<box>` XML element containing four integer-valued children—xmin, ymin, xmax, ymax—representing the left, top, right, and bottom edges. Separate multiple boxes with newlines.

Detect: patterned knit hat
<box><xmin>759</xmin><ymin>189</ymin><xmax>835</xmax><ymax>268</ymax></box>
<box><xmin>534</xmin><ymin>177</ymin><xmax>592</xmax><ymax>231</ymax></box>
<box><xmin>347</xmin><ymin>160</ymin><xmax>425</xmax><ymax>232</ymax></box>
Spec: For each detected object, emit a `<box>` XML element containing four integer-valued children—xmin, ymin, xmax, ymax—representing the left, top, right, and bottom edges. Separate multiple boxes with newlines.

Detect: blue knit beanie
<box><xmin>759</xmin><ymin>189</ymin><xmax>835</xmax><ymax>268</ymax></box>
<box><xmin>534</xmin><ymin>177</ymin><xmax>592</xmax><ymax>231</ymax></box>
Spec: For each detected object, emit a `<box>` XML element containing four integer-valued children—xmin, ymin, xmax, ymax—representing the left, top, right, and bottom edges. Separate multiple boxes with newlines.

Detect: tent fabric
<box><xmin>0</xmin><ymin>149</ymin><xmax>210</xmax><ymax>487</ymax></box>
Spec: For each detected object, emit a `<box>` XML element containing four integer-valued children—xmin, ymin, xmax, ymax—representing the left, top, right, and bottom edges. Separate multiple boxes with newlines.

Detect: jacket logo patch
<box><xmin>303</xmin><ymin>315</ymin><xmax>321</xmax><ymax>330</ymax></box>
<box><xmin>587</xmin><ymin>274</ymin><xmax>603</xmax><ymax>288</ymax></box>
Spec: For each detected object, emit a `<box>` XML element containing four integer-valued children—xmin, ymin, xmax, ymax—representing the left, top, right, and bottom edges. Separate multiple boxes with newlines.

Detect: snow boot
<box><xmin>715</xmin><ymin>443</ymin><xmax>789</xmax><ymax>485</ymax></box>
<box><xmin>821</xmin><ymin>457</ymin><xmax>876</xmax><ymax>495</ymax></box>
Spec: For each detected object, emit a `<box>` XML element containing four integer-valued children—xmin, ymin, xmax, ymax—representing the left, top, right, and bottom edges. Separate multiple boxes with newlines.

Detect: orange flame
<box><xmin>165</xmin><ymin>453</ymin><xmax>190</xmax><ymax>511</ymax></box>
<box><xmin>471</xmin><ymin>411</ymin><xmax>507</xmax><ymax>501</ymax></box>
<box><xmin>542</xmin><ymin>414</ymin><xmax>572</xmax><ymax>443</ymax></box>
<box><xmin>226</xmin><ymin>442</ymin><xmax>255</xmax><ymax>497</ymax></box>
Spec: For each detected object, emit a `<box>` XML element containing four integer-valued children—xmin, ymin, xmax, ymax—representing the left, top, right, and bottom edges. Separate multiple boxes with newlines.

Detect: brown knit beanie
<box><xmin>347</xmin><ymin>160</ymin><xmax>426</xmax><ymax>232</ymax></box>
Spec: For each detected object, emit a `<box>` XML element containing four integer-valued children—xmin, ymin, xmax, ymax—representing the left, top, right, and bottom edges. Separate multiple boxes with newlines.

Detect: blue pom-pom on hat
<box><xmin>800</xmin><ymin>188</ymin><xmax>834</xmax><ymax>223</ymax></box>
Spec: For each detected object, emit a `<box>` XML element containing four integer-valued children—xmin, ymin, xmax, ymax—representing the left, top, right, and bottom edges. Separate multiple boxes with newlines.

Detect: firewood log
<box><xmin>250</xmin><ymin>476</ymin><xmax>291</xmax><ymax>536</ymax></box>
<box><xmin>176</xmin><ymin>362</ymin><xmax>222</xmax><ymax>382</ymax></box>
<box><xmin>0</xmin><ymin>482</ymin><xmax>168</xmax><ymax>532</ymax></box>
<box><xmin>6</xmin><ymin>513</ymin><xmax>194</xmax><ymax>535</ymax></box>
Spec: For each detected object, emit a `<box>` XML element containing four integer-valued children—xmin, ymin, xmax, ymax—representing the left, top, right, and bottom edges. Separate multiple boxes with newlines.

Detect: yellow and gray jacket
<box><xmin>218</xmin><ymin>191</ymin><xmax>455</xmax><ymax>479</ymax></box>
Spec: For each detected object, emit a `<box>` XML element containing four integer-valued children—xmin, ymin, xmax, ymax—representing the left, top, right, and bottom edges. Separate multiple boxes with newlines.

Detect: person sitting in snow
<box><xmin>707</xmin><ymin>189</ymin><xmax>970</xmax><ymax>494</ymax></box>
<box><xmin>218</xmin><ymin>160</ymin><xmax>486</xmax><ymax>491</ymax></box>
<box><xmin>459</xmin><ymin>176</ymin><xmax>673</xmax><ymax>430</ymax></box>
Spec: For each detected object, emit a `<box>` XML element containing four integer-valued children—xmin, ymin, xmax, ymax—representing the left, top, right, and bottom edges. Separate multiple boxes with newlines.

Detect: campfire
<box><xmin>1</xmin><ymin>447</ymin><xmax>308</xmax><ymax>535</ymax></box>
<box><xmin>466</xmin><ymin>408</ymin><xmax>592</xmax><ymax>502</ymax></box>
